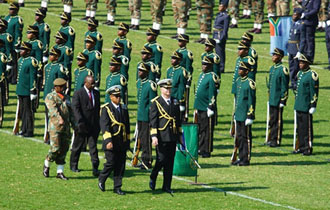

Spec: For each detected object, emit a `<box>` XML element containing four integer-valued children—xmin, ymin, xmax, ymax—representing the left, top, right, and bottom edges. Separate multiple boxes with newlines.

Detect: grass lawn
<box><xmin>0</xmin><ymin>0</ymin><xmax>330</xmax><ymax>209</ymax></box>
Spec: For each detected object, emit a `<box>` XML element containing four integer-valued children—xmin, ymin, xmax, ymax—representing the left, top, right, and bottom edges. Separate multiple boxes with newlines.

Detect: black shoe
<box><xmin>103</xmin><ymin>20</ymin><xmax>115</xmax><ymax>25</ymax></box>
<box><xmin>70</xmin><ymin>167</ymin><xmax>80</xmax><ymax>173</ymax></box>
<box><xmin>302</xmin><ymin>151</ymin><xmax>312</xmax><ymax>156</ymax></box>
<box><xmin>171</xmin><ymin>34</ymin><xmax>178</xmax><ymax>39</ymax></box>
<box><xmin>81</xmin><ymin>16</ymin><xmax>90</xmax><ymax>21</ymax></box>
<box><xmin>18</xmin><ymin>131</ymin><xmax>24</xmax><ymax>136</ymax></box>
<box><xmin>194</xmin><ymin>38</ymin><xmax>205</xmax><ymax>44</ymax></box>
<box><xmin>249</xmin><ymin>28</ymin><xmax>257</xmax><ymax>33</ymax></box>
<box><xmin>149</xmin><ymin>179</ymin><xmax>156</xmax><ymax>190</ymax></box>
<box><xmin>113</xmin><ymin>188</ymin><xmax>125</xmax><ymax>195</ymax></box>
<box><xmin>231</xmin><ymin>159</ymin><xmax>240</xmax><ymax>166</ymax></box>
<box><xmin>56</xmin><ymin>173</ymin><xmax>68</xmax><ymax>180</ymax></box>
<box><xmin>98</xmin><ymin>182</ymin><xmax>105</xmax><ymax>192</ymax></box>
<box><xmin>239</xmin><ymin>161</ymin><xmax>250</xmax><ymax>166</ymax></box>
<box><xmin>202</xmin><ymin>152</ymin><xmax>211</xmax><ymax>158</ymax></box>
<box><xmin>229</xmin><ymin>24</ymin><xmax>238</xmax><ymax>28</ymax></box>
<box><xmin>162</xmin><ymin>188</ymin><xmax>174</xmax><ymax>194</ymax></box>
<box><xmin>239</xmin><ymin>15</ymin><xmax>247</xmax><ymax>19</ymax></box>
<box><xmin>18</xmin><ymin>3</ymin><xmax>24</xmax><ymax>7</ymax></box>
<box><xmin>131</xmin><ymin>25</ymin><xmax>139</xmax><ymax>30</ymax></box>
<box><xmin>292</xmin><ymin>149</ymin><xmax>302</xmax><ymax>154</ymax></box>
<box><xmin>22</xmin><ymin>133</ymin><xmax>33</xmax><ymax>137</ymax></box>
<box><xmin>43</xmin><ymin>165</ymin><xmax>49</xmax><ymax>177</ymax></box>
<box><xmin>254</xmin><ymin>29</ymin><xmax>262</xmax><ymax>34</ymax></box>
<box><xmin>92</xmin><ymin>169</ymin><xmax>100</xmax><ymax>177</ymax></box>
<box><xmin>245</xmin><ymin>15</ymin><xmax>251</xmax><ymax>19</ymax></box>
<box><xmin>269</xmin><ymin>142</ymin><xmax>279</xmax><ymax>147</ymax></box>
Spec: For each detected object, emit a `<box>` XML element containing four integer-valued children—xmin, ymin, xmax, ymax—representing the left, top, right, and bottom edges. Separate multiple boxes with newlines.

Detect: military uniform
<box><xmin>177</xmin><ymin>47</ymin><xmax>193</xmax><ymax>76</ymax></box>
<box><xmin>83</xmin><ymin>48</ymin><xmax>102</xmax><ymax>88</ymax></box>
<box><xmin>85</xmin><ymin>18</ymin><xmax>103</xmax><ymax>53</ymax></box>
<box><xmin>59</xmin><ymin>12</ymin><xmax>75</xmax><ymax>50</ymax></box>
<box><xmin>231</xmin><ymin>56</ymin><xmax>257</xmax><ymax>94</ymax></box>
<box><xmin>105</xmin><ymin>0</ymin><xmax>117</xmax><ymax>24</ymax></box>
<box><xmin>115</xmin><ymin>23</ymin><xmax>132</xmax><ymax>60</ymax></box>
<box><xmin>33</xmin><ymin>8</ymin><xmax>51</xmax><ymax>60</ymax></box>
<box><xmin>27</xmin><ymin>26</ymin><xmax>43</xmax><ymax>64</ymax></box>
<box><xmin>196</xmin><ymin>0</ymin><xmax>214</xmax><ymax>37</ymax></box>
<box><xmin>144</xmin><ymin>42</ymin><xmax>163</xmax><ymax>79</ymax></box>
<box><xmin>149</xmin><ymin>0</ymin><xmax>167</xmax><ymax>29</ymax></box>
<box><xmin>54</xmin><ymin>44</ymin><xmax>73</xmax><ymax>72</ymax></box>
<box><xmin>74</xmin><ymin>66</ymin><xmax>93</xmax><ymax>92</ymax></box>
<box><xmin>84</xmin><ymin>0</ymin><xmax>98</xmax><ymax>18</ymax></box>
<box><xmin>172</xmin><ymin>0</ymin><xmax>190</xmax><ymax>34</ymax></box>
<box><xmin>129</xmin><ymin>0</ymin><xmax>142</xmax><ymax>29</ymax></box>
<box><xmin>166</xmin><ymin>62</ymin><xmax>188</xmax><ymax>107</ymax></box>
<box><xmin>98</xmin><ymin>85</ymin><xmax>130</xmax><ymax>193</ymax></box>
<box><xmin>266</xmin><ymin>51</ymin><xmax>289</xmax><ymax>147</ymax></box>
<box><xmin>201</xmin><ymin>38</ymin><xmax>221</xmax><ymax>77</ymax></box>
<box><xmin>250</xmin><ymin>0</ymin><xmax>264</xmax><ymax>33</ymax></box>
<box><xmin>317</xmin><ymin>0</ymin><xmax>328</xmax><ymax>31</ymax></box>
<box><xmin>0</xmin><ymin>51</ymin><xmax>7</xmax><ymax>127</ymax></box>
<box><xmin>105</xmin><ymin>71</ymin><xmax>127</xmax><ymax>104</ymax></box>
<box><xmin>137</xmin><ymin>46</ymin><xmax>159</xmax><ymax>82</ymax></box>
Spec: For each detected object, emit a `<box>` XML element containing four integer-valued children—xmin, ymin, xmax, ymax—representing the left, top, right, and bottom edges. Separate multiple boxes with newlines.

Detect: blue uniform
<box><xmin>213</xmin><ymin>10</ymin><xmax>229</xmax><ymax>73</ymax></box>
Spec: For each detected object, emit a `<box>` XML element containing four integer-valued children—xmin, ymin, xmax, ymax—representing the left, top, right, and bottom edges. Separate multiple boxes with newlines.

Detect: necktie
<box><xmin>117</xmin><ymin>106</ymin><xmax>121</xmax><ymax>113</ymax></box>
<box><xmin>88</xmin><ymin>91</ymin><xmax>93</xmax><ymax>106</ymax></box>
<box><xmin>167</xmin><ymin>99</ymin><xmax>171</xmax><ymax>105</ymax></box>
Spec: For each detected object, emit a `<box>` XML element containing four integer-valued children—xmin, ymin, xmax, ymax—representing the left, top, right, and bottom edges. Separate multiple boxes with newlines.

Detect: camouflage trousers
<box><xmin>62</xmin><ymin>0</ymin><xmax>73</xmax><ymax>6</ymax></box>
<box><xmin>196</xmin><ymin>0</ymin><xmax>214</xmax><ymax>34</ymax></box>
<box><xmin>46</xmin><ymin>131</ymin><xmax>71</xmax><ymax>165</ymax></box>
<box><xmin>292</xmin><ymin>0</ymin><xmax>302</xmax><ymax>9</ymax></box>
<box><xmin>150</xmin><ymin>0</ymin><xmax>166</xmax><ymax>23</ymax></box>
<box><xmin>106</xmin><ymin>0</ymin><xmax>117</xmax><ymax>15</ymax></box>
<box><xmin>86</xmin><ymin>0</ymin><xmax>98</xmax><ymax>11</ymax></box>
<box><xmin>129</xmin><ymin>0</ymin><xmax>142</xmax><ymax>19</ymax></box>
<box><xmin>229</xmin><ymin>0</ymin><xmax>252</xmax><ymax>19</ymax></box>
<box><xmin>242</xmin><ymin>0</ymin><xmax>252</xmax><ymax>10</ymax></box>
<box><xmin>252</xmin><ymin>0</ymin><xmax>264</xmax><ymax>24</ymax></box>
<box><xmin>172</xmin><ymin>0</ymin><xmax>189</xmax><ymax>28</ymax></box>
<box><xmin>267</xmin><ymin>0</ymin><xmax>289</xmax><ymax>16</ymax></box>
<box><xmin>318</xmin><ymin>0</ymin><xmax>329</xmax><ymax>22</ymax></box>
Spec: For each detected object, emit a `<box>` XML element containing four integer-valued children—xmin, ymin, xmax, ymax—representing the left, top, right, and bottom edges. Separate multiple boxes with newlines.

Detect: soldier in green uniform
<box><xmin>83</xmin><ymin>35</ymin><xmax>102</xmax><ymax>88</ymax></box>
<box><xmin>85</xmin><ymin>18</ymin><xmax>103</xmax><ymax>53</ymax></box>
<box><xmin>231</xmin><ymin>61</ymin><xmax>256</xmax><ymax>166</ymax></box>
<box><xmin>81</xmin><ymin>0</ymin><xmax>98</xmax><ymax>20</ymax></box>
<box><xmin>176</xmin><ymin>34</ymin><xmax>193</xmax><ymax>76</ymax></box>
<box><xmin>33</xmin><ymin>8</ymin><xmax>51</xmax><ymax>64</ymax></box>
<box><xmin>73</xmin><ymin>52</ymin><xmax>93</xmax><ymax>92</ymax></box>
<box><xmin>266</xmin><ymin>48</ymin><xmax>289</xmax><ymax>147</ymax></box>
<box><xmin>43</xmin><ymin>78</ymin><xmax>75</xmax><ymax>180</ymax></box>
<box><xmin>59</xmin><ymin>12</ymin><xmax>75</xmax><ymax>50</ymax></box>
<box><xmin>112</xmin><ymin>41</ymin><xmax>130</xmax><ymax>81</ymax></box>
<box><xmin>201</xmin><ymin>38</ymin><xmax>221</xmax><ymax>77</ymax></box>
<box><xmin>13</xmin><ymin>42</ymin><xmax>38</xmax><ymax>137</ymax></box>
<box><xmin>166</xmin><ymin>51</ymin><xmax>188</xmax><ymax>120</ymax></box>
<box><xmin>114</xmin><ymin>23</ymin><xmax>132</xmax><ymax>61</ymax></box>
<box><xmin>0</xmin><ymin>41</ymin><xmax>7</xmax><ymax>127</ymax></box>
<box><xmin>195</xmin><ymin>0</ymin><xmax>215</xmax><ymax>43</ymax></box>
<box><xmin>241</xmin><ymin>32</ymin><xmax>258</xmax><ymax>71</ymax></box>
<box><xmin>26</xmin><ymin>26</ymin><xmax>43</xmax><ymax>64</ymax></box>
<box><xmin>5</xmin><ymin>3</ymin><xmax>24</xmax><ymax>85</ymax></box>
<box><xmin>144</xmin><ymin>28</ymin><xmax>163</xmax><ymax>81</ymax></box>
<box><xmin>136</xmin><ymin>63</ymin><xmax>157</xmax><ymax>169</ymax></box>
<box><xmin>136</xmin><ymin>46</ymin><xmax>159</xmax><ymax>82</ymax></box>
<box><xmin>193</xmin><ymin>56</ymin><xmax>220</xmax><ymax>158</ymax></box>
<box><xmin>43</xmin><ymin>47</ymin><xmax>68</xmax><ymax>143</ymax></box>
<box><xmin>105</xmin><ymin>57</ymin><xmax>128</xmax><ymax>104</ymax></box>
<box><xmin>293</xmin><ymin>54</ymin><xmax>319</xmax><ymax>156</ymax></box>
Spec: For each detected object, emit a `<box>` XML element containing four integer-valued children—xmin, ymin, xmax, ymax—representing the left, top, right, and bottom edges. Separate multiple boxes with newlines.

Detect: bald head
<box><xmin>84</xmin><ymin>75</ymin><xmax>95</xmax><ymax>90</ymax></box>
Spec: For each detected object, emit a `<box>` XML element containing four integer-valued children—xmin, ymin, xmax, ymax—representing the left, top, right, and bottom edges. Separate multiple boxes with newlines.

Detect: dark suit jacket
<box><xmin>302</xmin><ymin>0</ymin><xmax>321</xmax><ymax>25</ymax></box>
<box><xmin>149</xmin><ymin>96</ymin><xmax>182</xmax><ymax>143</ymax></box>
<box><xmin>72</xmin><ymin>87</ymin><xmax>100</xmax><ymax>135</ymax></box>
<box><xmin>100</xmin><ymin>102</ymin><xmax>130</xmax><ymax>151</ymax></box>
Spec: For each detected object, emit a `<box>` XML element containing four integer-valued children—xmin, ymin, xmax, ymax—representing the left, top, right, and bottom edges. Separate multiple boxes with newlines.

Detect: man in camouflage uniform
<box><xmin>104</xmin><ymin>0</ymin><xmax>117</xmax><ymax>25</ymax></box>
<box><xmin>5</xmin><ymin>3</ymin><xmax>24</xmax><ymax>85</ymax></box>
<box><xmin>149</xmin><ymin>0</ymin><xmax>167</xmax><ymax>30</ymax></box>
<box><xmin>0</xmin><ymin>40</ymin><xmax>7</xmax><ymax>127</ymax></box>
<box><xmin>201</xmin><ymin>38</ymin><xmax>221</xmax><ymax>77</ymax></box>
<box><xmin>105</xmin><ymin>57</ymin><xmax>128</xmax><ymax>104</ymax></box>
<box><xmin>316</xmin><ymin>0</ymin><xmax>328</xmax><ymax>31</ymax></box>
<box><xmin>129</xmin><ymin>0</ymin><xmax>142</xmax><ymax>30</ymax></box>
<box><xmin>229</xmin><ymin>0</ymin><xmax>251</xmax><ymax>28</ymax></box>
<box><xmin>33</xmin><ymin>8</ymin><xmax>51</xmax><ymax>64</ymax></box>
<box><xmin>74</xmin><ymin>52</ymin><xmax>93</xmax><ymax>92</ymax></box>
<box><xmin>135</xmin><ymin>63</ymin><xmax>158</xmax><ymax>169</ymax></box>
<box><xmin>112</xmin><ymin>40</ymin><xmax>130</xmax><ymax>81</ymax></box>
<box><xmin>114</xmin><ymin>23</ymin><xmax>132</xmax><ymax>61</ymax></box>
<box><xmin>85</xmin><ymin>18</ymin><xmax>103</xmax><ymax>53</ymax></box>
<box><xmin>249</xmin><ymin>0</ymin><xmax>264</xmax><ymax>34</ymax></box>
<box><xmin>144</xmin><ymin>28</ymin><xmax>163</xmax><ymax>81</ymax></box>
<box><xmin>81</xmin><ymin>0</ymin><xmax>98</xmax><ymax>20</ymax></box>
<box><xmin>13</xmin><ymin>42</ymin><xmax>38</xmax><ymax>137</ymax></box>
<box><xmin>267</xmin><ymin>0</ymin><xmax>290</xmax><ymax>17</ymax></box>
<box><xmin>137</xmin><ymin>46</ymin><xmax>159</xmax><ymax>82</ymax></box>
<box><xmin>43</xmin><ymin>47</ymin><xmax>68</xmax><ymax>143</ymax></box>
<box><xmin>194</xmin><ymin>56</ymin><xmax>220</xmax><ymax>158</ymax></box>
<box><xmin>293</xmin><ymin>54</ymin><xmax>319</xmax><ymax>156</ymax></box>
<box><xmin>62</xmin><ymin>0</ymin><xmax>73</xmax><ymax>13</ymax></box>
<box><xmin>59</xmin><ymin>12</ymin><xmax>75</xmax><ymax>51</ymax></box>
<box><xmin>83</xmin><ymin>35</ymin><xmax>102</xmax><ymax>88</ymax></box>
<box><xmin>196</xmin><ymin>0</ymin><xmax>215</xmax><ymax>43</ymax></box>
<box><xmin>266</xmin><ymin>48</ymin><xmax>289</xmax><ymax>147</ymax></box>
<box><xmin>43</xmin><ymin>78</ymin><xmax>75</xmax><ymax>180</ymax></box>
<box><xmin>171</xmin><ymin>0</ymin><xmax>190</xmax><ymax>36</ymax></box>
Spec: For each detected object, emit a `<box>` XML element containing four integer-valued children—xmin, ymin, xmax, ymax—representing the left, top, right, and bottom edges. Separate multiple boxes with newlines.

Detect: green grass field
<box><xmin>0</xmin><ymin>1</ymin><xmax>330</xmax><ymax>209</ymax></box>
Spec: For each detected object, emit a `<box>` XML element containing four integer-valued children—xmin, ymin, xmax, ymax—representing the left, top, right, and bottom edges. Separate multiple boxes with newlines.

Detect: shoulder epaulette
<box><xmin>31</xmin><ymin>57</ymin><xmax>38</xmax><ymax>67</ymax></box>
<box><xmin>187</xmin><ymin>50</ymin><xmax>193</xmax><ymax>60</ymax></box>
<box><xmin>37</xmin><ymin>40</ymin><xmax>43</xmax><ymax>49</ymax></box>
<box><xmin>1</xmin><ymin>53</ymin><xmax>7</xmax><ymax>63</ymax></box>
<box><xmin>156</xmin><ymin>44</ymin><xmax>162</xmax><ymax>52</ymax></box>
<box><xmin>69</xmin><ymin>26</ymin><xmax>75</xmax><ymax>35</ymax></box>
<box><xmin>282</xmin><ymin>66</ymin><xmax>289</xmax><ymax>76</ymax></box>
<box><xmin>150</xmin><ymin>80</ymin><xmax>157</xmax><ymax>91</ymax></box>
<box><xmin>95</xmin><ymin>51</ymin><xmax>102</xmax><ymax>60</ymax></box>
<box><xmin>7</xmin><ymin>34</ymin><xmax>13</xmax><ymax>43</ymax></box>
<box><xmin>311</xmin><ymin>70</ymin><xmax>318</xmax><ymax>81</ymax></box>
<box><xmin>248</xmin><ymin>78</ymin><xmax>256</xmax><ymax>90</ymax></box>
<box><xmin>18</xmin><ymin>17</ymin><xmax>23</xmax><ymax>25</ymax></box>
<box><xmin>120</xmin><ymin>75</ymin><xmax>127</xmax><ymax>86</ymax></box>
<box><xmin>101</xmin><ymin>103</ymin><xmax>109</xmax><ymax>108</ymax></box>
<box><xmin>66</xmin><ymin>47</ymin><xmax>73</xmax><ymax>56</ymax></box>
<box><xmin>211</xmin><ymin>72</ymin><xmax>220</xmax><ymax>83</ymax></box>
<box><xmin>151</xmin><ymin>96</ymin><xmax>160</xmax><ymax>102</ymax></box>
<box><xmin>97</xmin><ymin>32</ymin><xmax>103</xmax><ymax>41</ymax></box>
<box><xmin>121</xmin><ymin>56</ymin><xmax>129</xmax><ymax>65</ymax></box>
<box><xmin>44</xmin><ymin>23</ymin><xmax>50</xmax><ymax>32</ymax></box>
<box><xmin>127</xmin><ymin>40</ymin><xmax>132</xmax><ymax>49</ymax></box>
<box><xmin>214</xmin><ymin>54</ymin><xmax>220</xmax><ymax>64</ymax></box>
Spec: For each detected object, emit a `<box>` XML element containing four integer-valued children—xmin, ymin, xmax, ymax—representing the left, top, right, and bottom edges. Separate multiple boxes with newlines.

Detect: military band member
<box><xmin>195</xmin><ymin>0</ymin><xmax>215</xmax><ymax>43</ymax></box>
<box><xmin>213</xmin><ymin>1</ymin><xmax>229</xmax><ymax>73</ymax></box>
<box><xmin>241</xmin><ymin>32</ymin><xmax>258</xmax><ymax>72</ymax></box>
<box><xmin>26</xmin><ymin>26</ymin><xmax>43</xmax><ymax>65</ymax></box>
<box><xmin>105</xmin><ymin>57</ymin><xmax>128</xmax><ymax>104</ymax></box>
<box><xmin>194</xmin><ymin>56</ymin><xmax>219</xmax><ymax>158</ymax></box>
<box><xmin>136</xmin><ymin>63</ymin><xmax>157</xmax><ymax>169</ymax></box>
<box><xmin>83</xmin><ymin>35</ymin><xmax>102</xmax><ymax>88</ymax></box>
<box><xmin>81</xmin><ymin>0</ymin><xmax>98</xmax><ymax>20</ymax></box>
<box><xmin>74</xmin><ymin>52</ymin><xmax>93</xmax><ymax>92</ymax></box>
<box><xmin>149</xmin><ymin>79</ymin><xmax>183</xmax><ymax>194</ymax></box>
<box><xmin>43</xmin><ymin>47</ymin><xmax>68</xmax><ymax>143</ymax></box>
<box><xmin>144</xmin><ymin>28</ymin><xmax>163</xmax><ymax>80</ymax></box>
<box><xmin>5</xmin><ymin>3</ymin><xmax>24</xmax><ymax>84</ymax></box>
<box><xmin>266</xmin><ymin>48</ymin><xmax>289</xmax><ymax>147</ymax></box>
<box><xmin>59</xmin><ymin>12</ymin><xmax>75</xmax><ymax>50</ymax></box>
<box><xmin>98</xmin><ymin>85</ymin><xmax>130</xmax><ymax>195</ymax></box>
<box><xmin>201</xmin><ymin>38</ymin><xmax>221</xmax><ymax>77</ymax></box>
<box><xmin>13</xmin><ymin>42</ymin><xmax>38</xmax><ymax>137</ymax></box>
<box><xmin>33</xmin><ymin>8</ymin><xmax>51</xmax><ymax>64</ymax></box>
<box><xmin>0</xmin><ymin>43</ymin><xmax>7</xmax><ymax>127</ymax></box>
<box><xmin>293</xmin><ymin>54</ymin><xmax>319</xmax><ymax>156</ymax></box>
<box><xmin>43</xmin><ymin>78</ymin><xmax>75</xmax><ymax>180</ymax></box>
<box><xmin>166</xmin><ymin>51</ymin><xmax>188</xmax><ymax>120</ymax></box>
<box><xmin>232</xmin><ymin>61</ymin><xmax>256</xmax><ymax>166</ymax></box>
<box><xmin>112</xmin><ymin>41</ymin><xmax>130</xmax><ymax>81</ymax></box>
<box><xmin>85</xmin><ymin>18</ymin><xmax>103</xmax><ymax>53</ymax></box>
<box><xmin>176</xmin><ymin>34</ymin><xmax>193</xmax><ymax>76</ymax></box>
<box><xmin>114</xmin><ymin>23</ymin><xmax>132</xmax><ymax>61</ymax></box>
<box><xmin>136</xmin><ymin>46</ymin><xmax>159</xmax><ymax>82</ymax></box>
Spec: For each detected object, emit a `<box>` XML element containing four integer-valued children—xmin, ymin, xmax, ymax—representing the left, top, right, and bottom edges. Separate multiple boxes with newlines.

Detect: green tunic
<box><xmin>33</xmin><ymin>21</ymin><xmax>51</xmax><ymax>55</ymax></box>
<box><xmin>268</xmin><ymin>62</ymin><xmax>289</xmax><ymax>107</ymax></box>
<box><xmin>177</xmin><ymin>47</ymin><xmax>193</xmax><ymax>75</ymax></box>
<box><xmin>294</xmin><ymin>69</ymin><xmax>319</xmax><ymax>112</ymax></box>
<box><xmin>104</xmin><ymin>71</ymin><xmax>127</xmax><ymax>103</ymax></box>
<box><xmin>54</xmin><ymin>43</ymin><xmax>73</xmax><ymax>70</ymax></box>
<box><xmin>83</xmin><ymin>48</ymin><xmax>102</xmax><ymax>87</ymax></box>
<box><xmin>144</xmin><ymin>41</ymin><xmax>163</xmax><ymax>77</ymax></box>
<box><xmin>59</xmin><ymin>25</ymin><xmax>75</xmax><ymax>50</ymax></box>
<box><xmin>28</xmin><ymin>39</ymin><xmax>43</xmax><ymax>64</ymax></box>
<box><xmin>0</xmin><ymin>32</ymin><xmax>13</xmax><ymax>62</ymax></box>
<box><xmin>43</xmin><ymin>61</ymin><xmax>68</xmax><ymax>100</ymax></box>
<box><xmin>0</xmin><ymin>52</ymin><xmax>7</xmax><ymax>82</ymax></box>
<box><xmin>16</xmin><ymin>56</ymin><xmax>38</xmax><ymax>96</ymax></box>
<box><xmin>73</xmin><ymin>66</ymin><xmax>93</xmax><ymax>92</ymax></box>
<box><xmin>136</xmin><ymin>60</ymin><xmax>159</xmax><ymax>82</ymax></box>
<box><xmin>84</xmin><ymin>30</ymin><xmax>103</xmax><ymax>53</ymax></box>
<box><xmin>114</xmin><ymin>36</ymin><xmax>132</xmax><ymax>60</ymax></box>
<box><xmin>201</xmin><ymin>51</ymin><xmax>220</xmax><ymax>77</ymax></box>
<box><xmin>4</xmin><ymin>15</ymin><xmax>23</xmax><ymax>49</ymax></box>
<box><xmin>136</xmin><ymin>78</ymin><xmax>157</xmax><ymax>122</ymax></box>
<box><xmin>166</xmin><ymin>65</ymin><xmax>188</xmax><ymax>103</ymax></box>
<box><xmin>234</xmin><ymin>76</ymin><xmax>256</xmax><ymax>121</ymax></box>
<box><xmin>193</xmin><ymin>71</ymin><xmax>219</xmax><ymax>111</ymax></box>
<box><xmin>113</xmin><ymin>54</ymin><xmax>129</xmax><ymax>81</ymax></box>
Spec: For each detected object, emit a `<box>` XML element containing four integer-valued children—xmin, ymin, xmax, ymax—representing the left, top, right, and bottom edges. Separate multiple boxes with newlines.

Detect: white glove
<box><xmin>279</xmin><ymin>103</ymin><xmax>285</xmax><ymax>108</ymax></box>
<box><xmin>180</xmin><ymin>105</ymin><xmax>185</xmax><ymax>112</ymax></box>
<box><xmin>207</xmin><ymin>108</ymin><xmax>214</xmax><ymax>117</ymax></box>
<box><xmin>15</xmin><ymin>49</ymin><xmax>20</xmax><ymax>53</ymax></box>
<box><xmin>6</xmin><ymin>65</ymin><xmax>13</xmax><ymax>71</ymax></box>
<box><xmin>30</xmin><ymin>94</ymin><xmax>37</xmax><ymax>100</ymax></box>
<box><xmin>214</xmin><ymin>39</ymin><xmax>220</xmax><ymax>44</ymax></box>
<box><xmin>217</xmin><ymin>89</ymin><xmax>220</xmax><ymax>94</ymax></box>
<box><xmin>309</xmin><ymin>107</ymin><xmax>316</xmax><ymax>114</ymax></box>
<box><xmin>245</xmin><ymin>119</ymin><xmax>253</xmax><ymax>126</ymax></box>
<box><xmin>152</xmin><ymin>137</ymin><xmax>158</xmax><ymax>146</ymax></box>
<box><xmin>301</xmin><ymin>13</ymin><xmax>305</xmax><ymax>19</ymax></box>
<box><xmin>43</xmin><ymin>56</ymin><xmax>48</xmax><ymax>63</ymax></box>
<box><xmin>186</xmin><ymin>85</ymin><xmax>190</xmax><ymax>88</ymax></box>
<box><xmin>155</xmin><ymin>78</ymin><xmax>160</xmax><ymax>83</ymax></box>
<box><xmin>294</xmin><ymin>52</ymin><xmax>301</xmax><ymax>59</ymax></box>
<box><xmin>94</xmin><ymin>87</ymin><xmax>99</xmax><ymax>91</ymax></box>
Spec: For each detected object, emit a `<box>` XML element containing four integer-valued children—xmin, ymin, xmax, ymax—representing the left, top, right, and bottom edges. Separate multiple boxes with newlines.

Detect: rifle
<box><xmin>293</xmin><ymin>110</ymin><xmax>299</xmax><ymax>150</ymax></box>
<box><xmin>230</xmin><ymin>119</ymin><xmax>238</xmax><ymax>163</ymax></box>
<box><xmin>128</xmin><ymin>148</ymin><xmax>149</xmax><ymax>170</ymax></box>
<box><xmin>13</xmin><ymin>99</ymin><xmax>20</xmax><ymax>135</ymax></box>
<box><xmin>265</xmin><ymin>101</ymin><xmax>270</xmax><ymax>144</ymax></box>
<box><xmin>0</xmin><ymin>87</ymin><xmax>3</xmax><ymax>127</ymax></box>
<box><xmin>184</xmin><ymin>85</ymin><xmax>190</xmax><ymax>122</ymax></box>
<box><xmin>229</xmin><ymin>98</ymin><xmax>235</xmax><ymax>137</ymax></box>
<box><xmin>131</xmin><ymin>123</ymin><xmax>139</xmax><ymax>167</ymax></box>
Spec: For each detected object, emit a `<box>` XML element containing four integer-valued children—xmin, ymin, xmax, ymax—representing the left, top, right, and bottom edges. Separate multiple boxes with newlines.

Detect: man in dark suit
<box><xmin>98</xmin><ymin>85</ymin><xmax>130</xmax><ymax>195</ymax></box>
<box><xmin>70</xmin><ymin>75</ymin><xmax>100</xmax><ymax>176</ymax></box>
<box><xmin>149</xmin><ymin>79</ymin><xmax>183</xmax><ymax>194</ymax></box>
